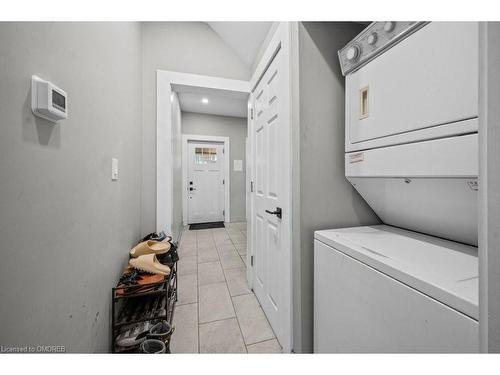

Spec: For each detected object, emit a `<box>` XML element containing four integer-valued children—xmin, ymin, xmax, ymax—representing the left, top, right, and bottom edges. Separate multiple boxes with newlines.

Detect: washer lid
<box><xmin>314</xmin><ymin>225</ymin><xmax>478</xmax><ymax>320</ymax></box>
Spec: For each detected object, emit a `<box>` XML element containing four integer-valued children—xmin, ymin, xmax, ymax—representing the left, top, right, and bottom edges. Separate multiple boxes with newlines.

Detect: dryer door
<box><xmin>345</xmin><ymin>133</ymin><xmax>479</xmax><ymax>246</ymax></box>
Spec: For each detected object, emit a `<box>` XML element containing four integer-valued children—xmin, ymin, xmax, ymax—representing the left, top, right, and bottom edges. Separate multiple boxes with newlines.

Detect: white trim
<box><xmin>245</xmin><ymin>131</ymin><xmax>253</xmax><ymax>292</ymax></box>
<box><xmin>478</xmin><ymin>21</ymin><xmax>488</xmax><ymax>354</ymax></box>
<box><xmin>182</xmin><ymin>134</ymin><xmax>230</xmax><ymax>226</ymax></box>
<box><xmin>156</xmin><ymin>70</ymin><xmax>249</xmax><ymax>234</ymax></box>
<box><xmin>479</xmin><ymin>22</ymin><xmax>500</xmax><ymax>353</ymax></box>
<box><xmin>248</xmin><ymin>22</ymin><xmax>294</xmax><ymax>353</ymax></box>
<box><xmin>289</xmin><ymin>21</ymin><xmax>302</xmax><ymax>354</ymax></box>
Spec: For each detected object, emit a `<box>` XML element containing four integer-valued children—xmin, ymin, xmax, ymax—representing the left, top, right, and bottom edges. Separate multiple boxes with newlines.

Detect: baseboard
<box><xmin>229</xmin><ymin>217</ymin><xmax>246</xmax><ymax>223</ymax></box>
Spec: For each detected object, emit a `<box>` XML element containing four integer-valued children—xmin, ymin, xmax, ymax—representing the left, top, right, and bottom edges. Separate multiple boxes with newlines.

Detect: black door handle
<box><xmin>265</xmin><ymin>207</ymin><xmax>282</xmax><ymax>219</ymax></box>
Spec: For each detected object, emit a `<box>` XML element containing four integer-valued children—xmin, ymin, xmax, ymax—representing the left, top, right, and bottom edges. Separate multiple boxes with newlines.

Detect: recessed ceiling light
<box><xmin>202</xmin><ymin>98</ymin><xmax>209</xmax><ymax>104</ymax></box>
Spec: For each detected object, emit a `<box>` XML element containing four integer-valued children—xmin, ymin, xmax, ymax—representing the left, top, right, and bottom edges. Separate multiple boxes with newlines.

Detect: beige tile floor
<box><xmin>170</xmin><ymin>222</ymin><xmax>282</xmax><ymax>353</ymax></box>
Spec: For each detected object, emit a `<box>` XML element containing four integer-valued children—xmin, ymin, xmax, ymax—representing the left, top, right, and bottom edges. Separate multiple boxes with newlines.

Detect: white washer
<box><xmin>314</xmin><ymin>225</ymin><xmax>478</xmax><ymax>353</ymax></box>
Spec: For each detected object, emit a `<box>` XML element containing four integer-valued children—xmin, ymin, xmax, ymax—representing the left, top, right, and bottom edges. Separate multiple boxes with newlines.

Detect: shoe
<box><xmin>116</xmin><ymin>271</ymin><xmax>166</xmax><ymax>296</ymax></box>
<box><xmin>157</xmin><ymin>242</ymin><xmax>179</xmax><ymax>265</ymax></box>
<box><xmin>169</xmin><ymin>242</ymin><xmax>179</xmax><ymax>262</ymax></box>
<box><xmin>139</xmin><ymin>339</ymin><xmax>166</xmax><ymax>354</ymax></box>
<box><xmin>129</xmin><ymin>254</ymin><xmax>171</xmax><ymax>276</ymax></box>
<box><xmin>130</xmin><ymin>240</ymin><xmax>171</xmax><ymax>258</ymax></box>
<box><xmin>116</xmin><ymin>321</ymin><xmax>153</xmax><ymax>348</ymax></box>
<box><xmin>140</xmin><ymin>231</ymin><xmax>172</xmax><ymax>243</ymax></box>
<box><xmin>147</xmin><ymin>320</ymin><xmax>173</xmax><ymax>342</ymax></box>
<box><xmin>154</xmin><ymin>231</ymin><xmax>172</xmax><ymax>242</ymax></box>
<box><xmin>157</xmin><ymin>249</ymin><xmax>178</xmax><ymax>267</ymax></box>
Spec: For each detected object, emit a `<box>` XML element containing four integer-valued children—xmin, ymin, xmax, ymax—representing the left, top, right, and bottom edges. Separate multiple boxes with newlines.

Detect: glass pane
<box><xmin>194</xmin><ymin>146</ymin><xmax>217</xmax><ymax>164</ymax></box>
<box><xmin>194</xmin><ymin>147</ymin><xmax>206</xmax><ymax>165</ymax></box>
<box><xmin>207</xmin><ymin>148</ymin><xmax>217</xmax><ymax>162</ymax></box>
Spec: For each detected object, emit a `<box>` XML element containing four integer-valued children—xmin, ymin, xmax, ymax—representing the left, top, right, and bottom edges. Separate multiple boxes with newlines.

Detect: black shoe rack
<box><xmin>111</xmin><ymin>263</ymin><xmax>177</xmax><ymax>353</ymax></box>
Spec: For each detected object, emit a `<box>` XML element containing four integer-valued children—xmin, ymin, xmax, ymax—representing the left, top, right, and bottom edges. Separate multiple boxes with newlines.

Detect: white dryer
<box><xmin>314</xmin><ymin>22</ymin><xmax>479</xmax><ymax>353</ymax></box>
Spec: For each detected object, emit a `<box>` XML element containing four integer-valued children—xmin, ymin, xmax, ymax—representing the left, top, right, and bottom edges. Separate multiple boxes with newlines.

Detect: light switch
<box><xmin>111</xmin><ymin>158</ymin><xmax>119</xmax><ymax>181</ymax></box>
<box><xmin>233</xmin><ymin>159</ymin><xmax>243</xmax><ymax>172</ymax></box>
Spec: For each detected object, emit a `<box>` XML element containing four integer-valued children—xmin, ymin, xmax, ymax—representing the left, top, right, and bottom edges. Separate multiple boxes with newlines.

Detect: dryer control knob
<box><xmin>384</xmin><ymin>22</ymin><xmax>396</xmax><ymax>32</ymax></box>
<box><xmin>346</xmin><ymin>45</ymin><xmax>360</xmax><ymax>61</ymax></box>
<box><xmin>367</xmin><ymin>32</ymin><xmax>378</xmax><ymax>45</ymax></box>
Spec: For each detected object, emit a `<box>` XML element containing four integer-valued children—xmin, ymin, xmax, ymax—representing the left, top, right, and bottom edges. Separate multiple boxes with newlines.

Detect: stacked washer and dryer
<box><xmin>314</xmin><ymin>22</ymin><xmax>479</xmax><ymax>352</ymax></box>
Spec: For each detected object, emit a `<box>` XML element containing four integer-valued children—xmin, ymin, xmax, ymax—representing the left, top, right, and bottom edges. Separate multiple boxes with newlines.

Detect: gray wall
<box><xmin>181</xmin><ymin>112</ymin><xmax>247</xmax><ymax>222</ymax></box>
<box><xmin>479</xmin><ymin>21</ymin><xmax>500</xmax><ymax>353</ymax></box>
<box><xmin>141</xmin><ymin>22</ymin><xmax>251</xmax><ymax>236</ymax></box>
<box><xmin>292</xmin><ymin>22</ymin><xmax>381</xmax><ymax>353</ymax></box>
<box><xmin>0</xmin><ymin>22</ymin><xmax>142</xmax><ymax>352</ymax></box>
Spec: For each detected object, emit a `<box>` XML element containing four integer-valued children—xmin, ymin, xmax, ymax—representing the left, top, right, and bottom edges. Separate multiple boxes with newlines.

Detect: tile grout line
<box><xmin>246</xmin><ymin>337</ymin><xmax>281</xmax><ymax>350</ymax></box>
<box><xmin>198</xmin><ymin>316</ymin><xmax>240</xmax><ymax>326</ymax></box>
<box><xmin>179</xmin><ymin>224</ymin><xmax>261</xmax><ymax>353</ymax></box>
<box><xmin>195</xmin><ymin>228</ymin><xmax>201</xmax><ymax>354</ymax></box>
<box><xmin>238</xmin><ymin>226</ymin><xmax>247</xmax><ymax>265</ymax></box>
<box><xmin>215</xmin><ymin>226</ymin><xmax>248</xmax><ymax>353</ymax></box>
<box><xmin>231</xmin><ymin>226</ymin><xmax>248</xmax><ymax>280</ymax></box>
<box><xmin>174</xmin><ymin>227</ymin><xmax>198</xmax><ymax>353</ymax></box>
<box><xmin>221</xmin><ymin>225</ymin><xmax>247</xmax><ymax>270</ymax></box>
<box><xmin>228</xmin><ymin>225</ymin><xmax>247</xmax><ymax>266</ymax></box>
<box><xmin>229</xmin><ymin>223</ymin><xmax>279</xmax><ymax>346</ymax></box>
<box><xmin>197</xmin><ymin>228</ymin><xmax>228</xmax><ymax>352</ymax></box>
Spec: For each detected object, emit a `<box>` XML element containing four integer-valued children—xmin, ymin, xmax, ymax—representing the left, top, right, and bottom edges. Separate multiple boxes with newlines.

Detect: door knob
<box><xmin>265</xmin><ymin>207</ymin><xmax>282</xmax><ymax>219</ymax></box>
<box><xmin>189</xmin><ymin>187</ymin><xmax>196</xmax><ymax>191</ymax></box>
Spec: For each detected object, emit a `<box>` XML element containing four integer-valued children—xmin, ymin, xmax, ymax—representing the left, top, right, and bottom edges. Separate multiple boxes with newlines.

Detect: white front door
<box><xmin>187</xmin><ymin>142</ymin><xmax>225</xmax><ymax>224</ymax></box>
<box><xmin>251</xmin><ymin>46</ymin><xmax>291</xmax><ymax>350</ymax></box>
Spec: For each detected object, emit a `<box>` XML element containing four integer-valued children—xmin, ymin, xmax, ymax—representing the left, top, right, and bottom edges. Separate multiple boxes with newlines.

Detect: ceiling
<box><xmin>207</xmin><ymin>22</ymin><xmax>273</xmax><ymax>68</ymax></box>
<box><xmin>176</xmin><ymin>86</ymin><xmax>248</xmax><ymax>118</ymax></box>
<box><xmin>175</xmin><ymin>22</ymin><xmax>273</xmax><ymax>118</ymax></box>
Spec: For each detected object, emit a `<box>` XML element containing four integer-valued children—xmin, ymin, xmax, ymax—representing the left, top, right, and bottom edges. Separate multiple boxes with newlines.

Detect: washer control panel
<box><xmin>338</xmin><ymin>21</ymin><xmax>429</xmax><ymax>76</ymax></box>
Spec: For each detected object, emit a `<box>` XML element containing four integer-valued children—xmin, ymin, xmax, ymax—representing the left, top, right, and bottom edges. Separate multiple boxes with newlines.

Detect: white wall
<box><xmin>292</xmin><ymin>22</ymin><xmax>381</xmax><ymax>353</ymax></box>
<box><xmin>0</xmin><ymin>22</ymin><xmax>143</xmax><ymax>352</ymax></box>
<box><xmin>181</xmin><ymin>112</ymin><xmax>247</xmax><ymax>222</ymax></box>
<box><xmin>141</xmin><ymin>22</ymin><xmax>251</xmax><ymax>235</ymax></box>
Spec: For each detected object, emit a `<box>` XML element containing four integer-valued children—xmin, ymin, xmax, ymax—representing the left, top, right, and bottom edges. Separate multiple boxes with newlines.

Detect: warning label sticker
<box><xmin>349</xmin><ymin>152</ymin><xmax>364</xmax><ymax>163</ymax></box>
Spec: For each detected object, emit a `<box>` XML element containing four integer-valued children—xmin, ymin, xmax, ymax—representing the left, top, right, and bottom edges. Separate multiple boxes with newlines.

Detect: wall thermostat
<box><xmin>31</xmin><ymin>75</ymin><xmax>68</xmax><ymax>123</ymax></box>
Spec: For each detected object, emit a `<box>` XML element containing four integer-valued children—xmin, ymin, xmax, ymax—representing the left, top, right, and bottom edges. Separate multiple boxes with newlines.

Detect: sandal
<box><xmin>130</xmin><ymin>240</ymin><xmax>171</xmax><ymax>258</ymax></box>
<box><xmin>129</xmin><ymin>254</ymin><xmax>171</xmax><ymax>276</ymax></box>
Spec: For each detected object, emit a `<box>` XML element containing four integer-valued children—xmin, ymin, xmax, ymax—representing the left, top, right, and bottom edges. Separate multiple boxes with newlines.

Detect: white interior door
<box><xmin>251</xmin><ymin>46</ymin><xmax>291</xmax><ymax>350</ymax></box>
<box><xmin>187</xmin><ymin>142</ymin><xmax>225</xmax><ymax>224</ymax></box>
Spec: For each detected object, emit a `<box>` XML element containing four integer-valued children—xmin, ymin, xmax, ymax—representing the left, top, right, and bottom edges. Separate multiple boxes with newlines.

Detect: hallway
<box><xmin>171</xmin><ymin>222</ymin><xmax>282</xmax><ymax>353</ymax></box>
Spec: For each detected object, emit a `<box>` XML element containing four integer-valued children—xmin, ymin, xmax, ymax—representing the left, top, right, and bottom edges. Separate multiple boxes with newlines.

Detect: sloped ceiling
<box><xmin>207</xmin><ymin>22</ymin><xmax>273</xmax><ymax>68</ymax></box>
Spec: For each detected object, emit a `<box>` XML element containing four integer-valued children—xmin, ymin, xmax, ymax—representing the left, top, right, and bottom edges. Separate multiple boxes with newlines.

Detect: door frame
<box><xmin>156</xmin><ymin>70</ymin><xmax>249</xmax><ymax>234</ymax></box>
<box><xmin>479</xmin><ymin>22</ymin><xmax>500</xmax><ymax>353</ymax></box>
<box><xmin>248</xmin><ymin>22</ymin><xmax>294</xmax><ymax>353</ymax></box>
<box><xmin>181</xmin><ymin>134</ymin><xmax>230</xmax><ymax>226</ymax></box>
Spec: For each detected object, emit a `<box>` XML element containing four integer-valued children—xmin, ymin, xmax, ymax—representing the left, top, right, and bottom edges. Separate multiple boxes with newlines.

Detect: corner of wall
<box><xmin>250</xmin><ymin>22</ymin><xmax>281</xmax><ymax>77</ymax></box>
<box><xmin>295</xmin><ymin>21</ymin><xmax>380</xmax><ymax>354</ymax></box>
